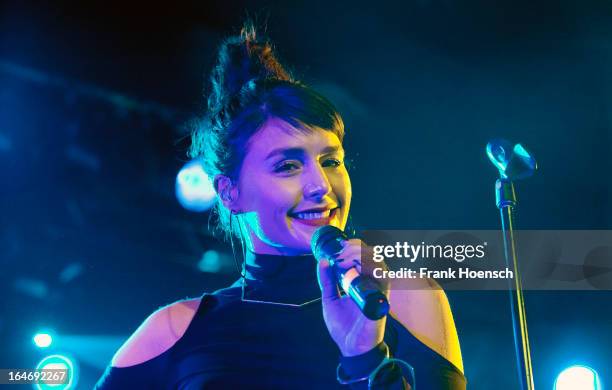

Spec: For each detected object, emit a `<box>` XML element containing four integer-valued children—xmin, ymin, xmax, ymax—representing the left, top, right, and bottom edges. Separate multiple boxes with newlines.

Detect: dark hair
<box><xmin>190</xmin><ymin>21</ymin><xmax>345</xmax><ymax>238</ymax></box>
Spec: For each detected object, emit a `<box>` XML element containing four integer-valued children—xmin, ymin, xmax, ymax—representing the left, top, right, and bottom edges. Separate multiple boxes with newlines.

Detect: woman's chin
<box><xmin>281</xmin><ymin>215</ymin><xmax>343</xmax><ymax>252</ymax></box>
<box><xmin>293</xmin><ymin>224</ymin><xmax>338</xmax><ymax>249</ymax></box>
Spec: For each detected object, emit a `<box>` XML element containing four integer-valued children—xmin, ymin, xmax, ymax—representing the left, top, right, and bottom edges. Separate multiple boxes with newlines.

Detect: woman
<box><xmin>96</xmin><ymin>22</ymin><xmax>466</xmax><ymax>389</ymax></box>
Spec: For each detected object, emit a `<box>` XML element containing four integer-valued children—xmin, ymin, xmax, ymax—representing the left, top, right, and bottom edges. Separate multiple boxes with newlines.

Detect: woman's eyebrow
<box><xmin>265</xmin><ymin>147</ymin><xmax>305</xmax><ymax>161</ymax></box>
<box><xmin>265</xmin><ymin>145</ymin><xmax>341</xmax><ymax>161</ymax></box>
<box><xmin>320</xmin><ymin>145</ymin><xmax>341</xmax><ymax>155</ymax></box>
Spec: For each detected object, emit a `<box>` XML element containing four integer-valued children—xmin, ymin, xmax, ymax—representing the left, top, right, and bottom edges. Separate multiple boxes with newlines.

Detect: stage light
<box><xmin>175</xmin><ymin>159</ymin><xmax>216</xmax><ymax>212</ymax></box>
<box><xmin>197</xmin><ymin>250</ymin><xmax>221</xmax><ymax>272</ymax></box>
<box><xmin>34</xmin><ymin>354</ymin><xmax>77</xmax><ymax>390</ymax></box>
<box><xmin>554</xmin><ymin>365</ymin><xmax>601</xmax><ymax>390</ymax></box>
<box><xmin>33</xmin><ymin>333</ymin><xmax>53</xmax><ymax>348</ymax></box>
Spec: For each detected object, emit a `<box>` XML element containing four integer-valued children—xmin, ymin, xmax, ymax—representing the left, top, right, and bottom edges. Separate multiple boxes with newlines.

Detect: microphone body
<box><xmin>311</xmin><ymin>226</ymin><xmax>390</xmax><ymax>320</ymax></box>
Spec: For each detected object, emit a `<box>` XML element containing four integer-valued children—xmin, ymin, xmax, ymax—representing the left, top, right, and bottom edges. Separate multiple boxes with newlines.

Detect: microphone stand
<box><xmin>496</xmin><ymin>178</ymin><xmax>535</xmax><ymax>390</ymax></box>
<box><xmin>487</xmin><ymin>140</ymin><xmax>537</xmax><ymax>390</ymax></box>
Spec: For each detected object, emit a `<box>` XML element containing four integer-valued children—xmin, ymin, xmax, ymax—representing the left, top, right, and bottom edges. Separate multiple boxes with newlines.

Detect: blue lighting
<box><xmin>33</xmin><ymin>333</ymin><xmax>53</xmax><ymax>348</ymax></box>
<box><xmin>34</xmin><ymin>354</ymin><xmax>77</xmax><ymax>390</ymax></box>
<box><xmin>175</xmin><ymin>159</ymin><xmax>216</xmax><ymax>212</ymax></box>
<box><xmin>197</xmin><ymin>250</ymin><xmax>222</xmax><ymax>272</ymax></box>
<box><xmin>554</xmin><ymin>365</ymin><xmax>601</xmax><ymax>390</ymax></box>
<box><xmin>486</xmin><ymin>138</ymin><xmax>513</xmax><ymax>175</ymax></box>
<box><xmin>512</xmin><ymin>143</ymin><xmax>537</xmax><ymax>172</ymax></box>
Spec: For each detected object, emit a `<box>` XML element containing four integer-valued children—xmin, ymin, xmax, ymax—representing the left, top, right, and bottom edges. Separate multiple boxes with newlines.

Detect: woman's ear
<box><xmin>214</xmin><ymin>174</ymin><xmax>241</xmax><ymax>212</ymax></box>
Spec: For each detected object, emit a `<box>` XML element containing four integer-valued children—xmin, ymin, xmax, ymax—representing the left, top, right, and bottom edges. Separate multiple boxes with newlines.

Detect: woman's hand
<box><xmin>316</xmin><ymin>239</ymin><xmax>389</xmax><ymax>357</ymax></box>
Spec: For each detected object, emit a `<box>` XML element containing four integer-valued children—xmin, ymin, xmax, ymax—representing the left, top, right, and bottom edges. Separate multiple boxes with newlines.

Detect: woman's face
<box><xmin>231</xmin><ymin>117</ymin><xmax>352</xmax><ymax>255</ymax></box>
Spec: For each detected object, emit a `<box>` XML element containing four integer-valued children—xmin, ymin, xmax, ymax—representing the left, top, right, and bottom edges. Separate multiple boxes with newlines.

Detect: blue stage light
<box><xmin>554</xmin><ymin>365</ymin><xmax>601</xmax><ymax>390</ymax></box>
<box><xmin>34</xmin><ymin>354</ymin><xmax>77</xmax><ymax>390</ymax></box>
<box><xmin>33</xmin><ymin>333</ymin><xmax>53</xmax><ymax>348</ymax></box>
<box><xmin>175</xmin><ymin>159</ymin><xmax>216</xmax><ymax>212</ymax></box>
<box><xmin>197</xmin><ymin>250</ymin><xmax>221</xmax><ymax>272</ymax></box>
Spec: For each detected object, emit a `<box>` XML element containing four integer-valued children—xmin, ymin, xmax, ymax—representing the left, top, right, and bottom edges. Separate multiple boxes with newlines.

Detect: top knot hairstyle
<box><xmin>190</xmin><ymin>20</ymin><xmax>345</xmax><ymax>238</ymax></box>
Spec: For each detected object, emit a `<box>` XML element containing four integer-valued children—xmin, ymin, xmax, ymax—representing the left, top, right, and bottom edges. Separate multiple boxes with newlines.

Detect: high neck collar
<box><xmin>241</xmin><ymin>251</ymin><xmax>321</xmax><ymax>306</ymax></box>
<box><xmin>244</xmin><ymin>251</ymin><xmax>317</xmax><ymax>281</ymax></box>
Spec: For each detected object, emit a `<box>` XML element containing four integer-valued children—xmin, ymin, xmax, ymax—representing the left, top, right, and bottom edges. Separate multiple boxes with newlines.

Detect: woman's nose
<box><xmin>303</xmin><ymin>167</ymin><xmax>331</xmax><ymax>200</ymax></box>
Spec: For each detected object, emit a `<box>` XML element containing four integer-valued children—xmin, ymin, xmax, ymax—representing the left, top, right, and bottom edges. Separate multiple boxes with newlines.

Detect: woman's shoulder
<box><xmin>111</xmin><ymin>297</ymin><xmax>203</xmax><ymax>368</ymax></box>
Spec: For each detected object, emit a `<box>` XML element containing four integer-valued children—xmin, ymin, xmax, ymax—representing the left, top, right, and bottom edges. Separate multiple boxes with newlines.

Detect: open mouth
<box><xmin>289</xmin><ymin>208</ymin><xmax>339</xmax><ymax>226</ymax></box>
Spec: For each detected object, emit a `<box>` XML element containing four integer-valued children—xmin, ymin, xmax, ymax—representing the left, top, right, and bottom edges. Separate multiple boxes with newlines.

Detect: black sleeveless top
<box><xmin>95</xmin><ymin>253</ymin><xmax>466</xmax><ymax>389</ymax></box>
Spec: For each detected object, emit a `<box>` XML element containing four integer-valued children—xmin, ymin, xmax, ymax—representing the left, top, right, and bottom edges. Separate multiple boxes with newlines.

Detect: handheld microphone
<box><xmin>311</xmin><ymin>226</ymin><xmax>390</xmax><ymax>320</ymax></box>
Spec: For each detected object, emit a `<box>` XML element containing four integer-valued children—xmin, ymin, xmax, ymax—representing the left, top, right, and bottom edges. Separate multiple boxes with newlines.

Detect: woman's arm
<box><xmin>388</xmin><ymin>280</ymin><xmax>464</xmax><ymax>373</ymax></box>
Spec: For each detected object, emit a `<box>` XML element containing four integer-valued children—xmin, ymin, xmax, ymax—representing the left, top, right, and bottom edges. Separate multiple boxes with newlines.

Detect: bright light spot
<box><xmin>59</xmin><ymin>262</ymin><xmax>83</xmax><ymax>283</ymax></box>
<box><xmin>513</xmin><ymin>143</ymin><xmax>530</xmax><ymax>159</ymax></box>
<box><xmin>197</xmin><ymin>250</ymin><xmax>221</xmax><ymax>273</ymax></box>
<box><xmin>555</xmin><ymin>365</ymin><xmax>601</xmax><ymax>390</ymax></box>
<box><xmin>33</xmin><ymin>333</ymin><xmax>53</xmax><ymax>348</ymax></box>
<box><xmin>175</xmin><ymin>159</ymin><xmax>216</xmax><ymax>212</ymax></box>
<box><xmin>34</xmin><ymin>354</ymin><xmax>77</xmax><ymax>389</ymax></box>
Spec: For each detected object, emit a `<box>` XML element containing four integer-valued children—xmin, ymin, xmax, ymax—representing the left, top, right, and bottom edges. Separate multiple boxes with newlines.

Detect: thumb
<box><xmin>317</xmin><ymin>259</ymin><xmax>340</xmax><ymax>300</ymax></box>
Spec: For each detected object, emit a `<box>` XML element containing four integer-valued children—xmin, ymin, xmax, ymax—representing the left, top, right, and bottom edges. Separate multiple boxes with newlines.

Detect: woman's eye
<box><xmin>322</xmin><ymin>158</ymin><xmax>342</xmax><ymax>168</ymax></box>
<box><xmin>275</xmin><ymin>162</ymin><xmax>300</xmax><ymax>173</ymax></box>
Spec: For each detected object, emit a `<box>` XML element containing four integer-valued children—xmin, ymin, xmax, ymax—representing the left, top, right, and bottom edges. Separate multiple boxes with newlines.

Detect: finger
<box><xmin>334</xmin><ymin>248</ymin><xmax>362</xmax><ymax>272</ymax></box>
<box><xmin>339</xmin><ymin>239</ymin><xmax>375</xmax><ymax>275</ymax></box>
<box><xmin>317</xmin><ymin>259</ymin><xmax>341</xmax><ymax>300</ymax></box>
<box><xmin>354</xmin><ymin>259</ymin><xmax>361</xmax><ymax>274</ymax></box>
<box><xmin>336</xmin><ymin>239</ymin><xmax>364</xmax><ymax>262</ymax></box>
<box><xmin>336</xmin><ymin>242</ymin><xmax>387</xmax><ymax>292</ymax></box>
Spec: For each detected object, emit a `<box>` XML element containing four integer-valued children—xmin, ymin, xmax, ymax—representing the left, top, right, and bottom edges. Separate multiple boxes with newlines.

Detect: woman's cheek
<box><xmin>331</xmin><ymin>171</ymin><xmax>351</xmax><ymax>199</ymax></box>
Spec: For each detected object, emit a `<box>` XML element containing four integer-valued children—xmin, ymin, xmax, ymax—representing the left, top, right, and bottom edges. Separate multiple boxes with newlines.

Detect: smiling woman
<box><xmin>95</xmin><ymin>20</ymin><xmax>466</xmax><ymax>389</ymax></box>
<box><xmin>219</xmin><ymin>118</ymin><xmax>351</xmax><ymax>255</ymax></box>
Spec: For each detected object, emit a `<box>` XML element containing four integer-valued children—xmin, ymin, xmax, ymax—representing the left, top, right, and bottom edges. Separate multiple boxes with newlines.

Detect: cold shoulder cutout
<box><xmin>110</xmin><ymin>297</ymin><xmax>202</xmax><ymax>368</ymax></box>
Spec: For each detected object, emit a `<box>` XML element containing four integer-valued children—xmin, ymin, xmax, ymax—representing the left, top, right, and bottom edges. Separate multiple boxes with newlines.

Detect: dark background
<box><xmin>1</xmin><ymin>1</ymin><xmax>610</xmax><ymax>388</ymax></box>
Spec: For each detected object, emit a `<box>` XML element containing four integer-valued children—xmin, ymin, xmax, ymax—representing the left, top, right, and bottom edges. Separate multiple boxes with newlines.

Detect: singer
<box><xmin>95</xmin><ymin>21</ymin><xmax>466</xmax><ymax>389</ymax></box>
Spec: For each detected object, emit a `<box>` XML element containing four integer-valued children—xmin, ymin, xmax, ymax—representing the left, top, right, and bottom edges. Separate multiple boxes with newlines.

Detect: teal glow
<box><xmin>57</xmin><ymin>334</ymin><xmax>125</xmax><ymax>370</ymax></box>
<box><xmin>486</xmin><ymin>139</ymin><xmax>513</xmax><ymax>178</ymax></box>
<box><xmin>513</xmin><ymin>143</ymin><xmax>537</xmax><ymax>171</ymax></box>
<box><xmin>175</xmin><ymin>159</ymin><xmax>216</xmax><ymax>212</ymax></box>
<box><xmin>198</xmin><ymin>250</ymin><xmax>221</xmax><ymax>272</ymax></box>
<box><xmin>34</xmin><ymin>354</ymin><xmax>77</xmax><ymax>390</ymax></box>
<box><xmin>33</xmin><ymin>333</ymin><xmax>53</xmax><ymax>348</ymax></box>
<box><xmin>486</xmin><ymin>143</ymin><xmax>508</xmax><ymax>172</ymax></box>
<box><xmin>554</xmin><ymin>365</ymin><xmax>601</xmax><ymax>390</ymax></box>
<box><xmin>486</xmin><ymin>139</ymin><xmax>537</xmax><ymax>180</ymax></box>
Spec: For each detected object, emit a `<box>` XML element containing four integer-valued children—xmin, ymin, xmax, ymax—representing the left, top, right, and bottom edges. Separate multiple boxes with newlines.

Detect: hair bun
<box><xmin>208</xmin><ymin>20</ymin><xmax>292</xmax><ymax>119</ymax></box>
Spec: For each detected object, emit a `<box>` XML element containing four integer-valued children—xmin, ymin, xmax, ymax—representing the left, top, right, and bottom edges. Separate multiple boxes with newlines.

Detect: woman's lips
<box><xmin>290</xmin><ymin>208</ymin><xmax>338</xmax><ymax>226</ymax></box>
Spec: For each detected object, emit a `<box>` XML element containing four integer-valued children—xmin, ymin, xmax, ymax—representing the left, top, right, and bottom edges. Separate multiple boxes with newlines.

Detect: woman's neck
<box><xmin>235</xmin><ymin>217</ymin><xmax>312</xmax><ymax>258</ymax></box>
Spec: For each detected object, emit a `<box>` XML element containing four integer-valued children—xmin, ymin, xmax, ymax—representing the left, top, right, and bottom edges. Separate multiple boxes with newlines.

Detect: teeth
<box><xmin>294</xmin><ymin>210</ymin><xmax>331</xmax><ymax>220</ymax></box>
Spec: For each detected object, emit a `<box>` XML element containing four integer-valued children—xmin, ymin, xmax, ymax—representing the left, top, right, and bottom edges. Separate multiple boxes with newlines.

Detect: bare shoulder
<box><xmin>388</xmin><ymin>280</ymin><xmax>464</xmax><ymax>373</ymax></box>
<box><xmin>111</xmin><ymin>297</ymin><xmax>202</xmax><ymax>368</ymax></box>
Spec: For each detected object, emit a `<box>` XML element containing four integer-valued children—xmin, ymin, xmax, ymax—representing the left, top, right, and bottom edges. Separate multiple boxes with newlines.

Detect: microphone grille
<box><xmin>311</xmin><ymin>225</ymin><xmax>345</xmax><ymax>260</ymax></box>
